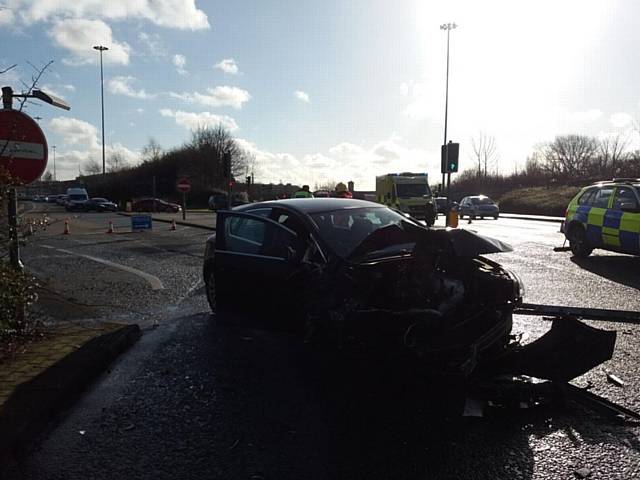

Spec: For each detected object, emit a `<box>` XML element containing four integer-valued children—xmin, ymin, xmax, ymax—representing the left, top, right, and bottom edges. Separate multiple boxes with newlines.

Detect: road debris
<box><xmin>574</xmin><ymin>467</ymin><xmax>591</xmax><ymax>478</ymax></box>
<box><xmin>606</xmin><ymin>373</ymin><xmax>625</xmax><ymax>387</ymax></box>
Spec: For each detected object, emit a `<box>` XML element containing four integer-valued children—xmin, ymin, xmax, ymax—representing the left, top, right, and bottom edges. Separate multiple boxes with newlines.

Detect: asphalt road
<box><xmin>4</xmin><ymin>204</ymin><xmax>640</xmax><ymax>479</ymax></box>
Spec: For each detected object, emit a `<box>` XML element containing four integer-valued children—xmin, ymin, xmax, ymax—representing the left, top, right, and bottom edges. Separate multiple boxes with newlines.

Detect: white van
<box><xmin>66</xmin><ymin>187</ymin><xmax>89</xmax><ymax>211</ymax></box>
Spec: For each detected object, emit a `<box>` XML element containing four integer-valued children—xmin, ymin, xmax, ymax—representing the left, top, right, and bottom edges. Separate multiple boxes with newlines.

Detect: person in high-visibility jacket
<box><xmin>293</xmin><ymin>185</ymin><xmax>314</xmax><ymax>198</ymax></box>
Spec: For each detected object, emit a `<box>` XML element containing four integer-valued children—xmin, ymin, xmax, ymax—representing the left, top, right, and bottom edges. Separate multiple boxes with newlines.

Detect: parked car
<box><xmin>208</xmin><ymin>192</ymin><xmax>249</xmax><ymax>210</ymax></box>
<box><xmin>132</xmin><ymin>198</ymin><xmax>182</xmax><ymax>213</ymax></box>
<box><xmin>562</xmin><ymin>178</ymin><xmax>640</xmax><ymax>257</ymax></box>
<box><xmin>47</xmin><ymin>194</ymin><xmax>59</xmax><ymax>203</ymax></box>
<box><xmin>83</xmin><ymin>197</ymin><xmax>118</xmax><ymax>212</ymax></box>
<box><xmin>459</xmin><ymin>195</ymin><xmax>500</xmax><ymax>219</ymax></box>
<box><xmin>203</xmin><ymin>198</ymin><xmax>525</xmax><ymax>377</ymax></box>
<box><xmin>313</xmin><ymin>190</ymin><xmax>331</xmax><ymax>198</ymax></box>
<box><xmin>56</xmin><ymin>195</ymin><xmax>69</xmax><ymax>206</ymax></box>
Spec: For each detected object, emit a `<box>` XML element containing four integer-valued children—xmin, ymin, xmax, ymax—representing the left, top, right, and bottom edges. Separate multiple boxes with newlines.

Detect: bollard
<box><xmin>107</xmin><ymin>220</ymin><xmax>115</xmax><ymax>234</ymax></box>
<box><xmin>170</xmin><ymin>219</ymin><xmax>177</xmax><ymax>231</ymax></box>
<box><xmin>448</xmin><ymin>204</ymin><xmax>459</xmax><ymax>229</ymax></box>
<box><xmin>63</xmin><ymin>219</ymin><xmax>70</xmax><ymax>235</ymax></box>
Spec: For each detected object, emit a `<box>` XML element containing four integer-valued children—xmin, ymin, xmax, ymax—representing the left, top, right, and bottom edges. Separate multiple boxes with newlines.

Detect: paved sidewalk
<box><xmin>0</xmin><ymin>322</ymin><xmax>140</xmax><ymax>462</ymax></box>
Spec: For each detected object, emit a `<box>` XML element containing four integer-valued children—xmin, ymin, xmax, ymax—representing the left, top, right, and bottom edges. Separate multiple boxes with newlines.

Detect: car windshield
<box><xmin>310</xmin><ymin>206</ymin><xmax>419</xmax><ymax>258</ymax></box>
<box><xmin>471</xmin><ymin>197</ymin><xmax>495</xmax><ymax>205</ymax></box>
<box><xmin>396</xmin><ymin>183</ymin><xmax>430</xmax><ymax>198</ymax></box>
<box><xmin>69</xmin><ymin>194</ymin><xmax>86</xmax><ymax>201</ymax></box>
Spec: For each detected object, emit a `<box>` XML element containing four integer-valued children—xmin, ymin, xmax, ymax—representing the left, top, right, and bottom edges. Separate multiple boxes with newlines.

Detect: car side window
<box><xmin>246</xmin><ymin>208</ymin><xmax>271</xmax><ymax>218</ymax></box>
<box><xmin>612</xmin><ymin>187</ymin><xmax>639</xmax><ymax>210</ymax></box>
<box><xmin>578</xmin><ymin>188</ymin><xmax>596</xmax><ymax>206</ymax></box>
<box><xmin>592</xmin><ymin>187</ymin><xmax>614</xmax><ymax>209</ymax></box>
<box><xmin>223</xmin><ymin>214</ymin><xmax>300</xmax><ymax>259</ymax></box>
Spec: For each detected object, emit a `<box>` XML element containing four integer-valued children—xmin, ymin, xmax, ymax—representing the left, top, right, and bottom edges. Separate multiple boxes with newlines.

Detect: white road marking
<box><xmin>40</xmin><ymin>244</ymin><xmax>165</xmax><ymax>290</ymax></box>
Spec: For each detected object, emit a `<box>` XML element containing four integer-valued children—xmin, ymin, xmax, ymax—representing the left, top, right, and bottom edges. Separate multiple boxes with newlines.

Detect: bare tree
<box><xmin>107</xmin><ymin>151</ymin><xmax>128</xmax><ymax>172</ymax></box>
<box><xmin>539</xmin><ymin>134</ymin><xmax>599</xmax><ymax>180</ymax></box>
<box><xmin>471</xmin><ymin>133</ymin><xmax>498</xmax><ymax>178</ymax></box>
<box><xmin>141</xmin><ymin>138</ymin><xmax>163</xmax><ymax>163</ymax></box>
<box><xmin>597</xmin><ymin>134</ymin><xmax>630</xmax><ymax>177</ymax></box>
<box><xmin>84</xmin><ymin>159</ymin><xmax>102</xmax><ymax>175</ymax></box>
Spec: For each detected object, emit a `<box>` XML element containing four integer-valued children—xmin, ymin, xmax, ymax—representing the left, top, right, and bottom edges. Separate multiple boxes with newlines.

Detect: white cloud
<box><xmin>235</xmin><ymin>134</ymin><xmax>428</xmax><ymax>190</ymax></box>
<box><xmin>294</xmin><ymin>90</ymin><xmax>310</xmax><ymax>103</ymax></box>
<box><xmin>137</xmin><ymin>32</ymin><xmax>168</xmax><ymax>58</ymax></box>
<box><xmin>49</xmin><ymin>19</ymin><xmax>131</xmax><ymax>65</ymax></box>
<box><xmin>610</xmin><ymin>112</ymin><xmax>634</xmax><ymax>128</ymax></box>
<box><xmin>49</xmin><ymin>116</ymin><xmax>99</xmax><ymax>148</ymax></box>
<box><xmin>61</xmin><ymin>84</ymin><xmax>75</xmax><ymax>91</ymax></box>
<box><xmin>0</xmin><ymin>7</ymin><xmax>15</xmax><ymax>25</ymax></box>
<box><xmin>214</xmin><ymin>58</ymin><xmax>239</xmax><ymax>74</ymax></box>
<box><xmin>169</xmin><ymin>86</ymin><xmax>251</xmax><ymax>109</ymax></box>
<box><xmin>172</xmin><ymin>54</ymin><xmax>187</xmax><ymax>75</ymax></box>
<box><xmin>108</xmin><ymin>76</ymin><xmax>154</xmax><ymax>99</ymax></box>
<box><xmin>18</xmin><ymin>0</ymin><xmax>209</xmax><ymax>30</ymax></box>
<box><xmin>160</xmin><ymin>108</ymin><xmax>239</xmax><ymax>131</ymax></box>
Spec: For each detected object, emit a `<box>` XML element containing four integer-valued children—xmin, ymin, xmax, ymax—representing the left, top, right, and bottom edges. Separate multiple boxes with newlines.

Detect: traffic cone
<box><xmin>107</xmin><ymin>220</ymin><xmax>115</xmax><ymax>234</ymax></box>
<box><xmin>63</xmin><ymin>219</ymin><xmax>70</xmax><ymax>235</ymax></box>
<box><xmin>170</xmin><ymin>219</ymin><xmax>177</xmax><ymax>231</ymax></box>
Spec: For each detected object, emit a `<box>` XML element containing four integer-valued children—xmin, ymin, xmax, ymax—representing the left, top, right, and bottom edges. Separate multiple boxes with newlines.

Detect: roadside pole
<box><xmin>224</xmin><ymin>151</ymin><xmax>232</xmax><ymax>210</ymax></box>
<box><xmin>182</xmin><ymin>191</ymin><xmax>186</xmax><ymax>220</ymax></box>
<box><xmin>8</xmin><ymin>188</ymin><xmax>23</xmax><ymax>271</ymax></box>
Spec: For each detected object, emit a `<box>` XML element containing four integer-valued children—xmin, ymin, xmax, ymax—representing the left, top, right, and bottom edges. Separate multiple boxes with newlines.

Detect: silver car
<box><xmin>459</xmin><ymin>195</ymin><xmax>499</xmax><ymax>219</ymax></box>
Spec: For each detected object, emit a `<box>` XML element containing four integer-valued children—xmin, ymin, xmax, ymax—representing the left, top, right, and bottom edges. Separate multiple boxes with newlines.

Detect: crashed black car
<box><xmin>203</xmin><ymin>199</ymin><xmax>528</xmax><ymax>374</ymax></box>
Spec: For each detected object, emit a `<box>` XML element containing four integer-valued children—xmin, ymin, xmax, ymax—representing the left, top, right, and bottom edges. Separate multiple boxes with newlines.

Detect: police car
<box><xmin>563</xmin><ymin>178</ymin><xmax>640</xmax><ymax>257</ymax></box>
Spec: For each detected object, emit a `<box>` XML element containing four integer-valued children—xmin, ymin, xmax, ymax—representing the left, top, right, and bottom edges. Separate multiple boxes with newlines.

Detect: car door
<box><xmin>214</xmin><ymin>210</ymin><xmax>307</xmax><ymax>315</ymax></box>
<box><xmin>588</xmin><ymin>186</ymin><xmax>614</xmax><ymax>247</ymax></box>
<box><xmin>610</xmin><ymin>186</ymin><xmax>640</xmax><ymax>254</ymax></box>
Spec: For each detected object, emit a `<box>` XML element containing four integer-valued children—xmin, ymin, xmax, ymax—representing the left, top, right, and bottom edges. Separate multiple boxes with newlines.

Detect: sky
<box><xmin>1</xmin><ymin>0</ymin><xmax>639</xmax><ymax>190</ymax></box>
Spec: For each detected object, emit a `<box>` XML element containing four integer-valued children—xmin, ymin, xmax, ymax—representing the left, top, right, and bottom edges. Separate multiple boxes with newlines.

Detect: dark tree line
<box><xmin>81</xmin><ymin>125</ymin><xmax>253</xmax><ymax>206</ymax></box>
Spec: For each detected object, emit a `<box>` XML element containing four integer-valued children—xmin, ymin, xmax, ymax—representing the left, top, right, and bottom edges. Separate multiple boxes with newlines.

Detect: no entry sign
<box><xmin>0</xmin><ymin>109</ymin><xmax>48</xmax><ymax>184</ymax></box>
<box><xmin>177</xmin><ymin>177</ymin><xmax>191</xmax><ymax>193</ymax></box>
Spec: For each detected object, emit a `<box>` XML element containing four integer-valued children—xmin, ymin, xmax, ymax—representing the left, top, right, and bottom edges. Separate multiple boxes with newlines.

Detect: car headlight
<box><xmin>505</xmin><ymin>268</ymin><xmax>525</xmax><ymax>301</ymax></box>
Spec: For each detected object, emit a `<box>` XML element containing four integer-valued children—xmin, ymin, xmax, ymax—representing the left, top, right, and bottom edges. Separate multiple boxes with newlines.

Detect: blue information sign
<box><xmin>131</xmin><ymin>215</ymin><xmax>153</xmax><ymax>231</ymax></box>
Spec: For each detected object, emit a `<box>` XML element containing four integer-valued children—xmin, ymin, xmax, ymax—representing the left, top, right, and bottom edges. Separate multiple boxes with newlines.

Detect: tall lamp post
<box><xmin>52</xmin><ymin>145</ymin><xmax>57</xmax><ymax>181</ymax></box>
<box><xmin>440</xmin><ymin>22</ymin><xmax>457</xmax><ymax>200</ymax></box>
<box><xmin>93</xmin><ymin>45</ymin><xmax>108</xmax><ymax>176</ymax></box>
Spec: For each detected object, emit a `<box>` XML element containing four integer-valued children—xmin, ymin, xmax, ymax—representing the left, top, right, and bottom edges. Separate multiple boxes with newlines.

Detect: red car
<box><xmin>131</xmin><ymin>198</ymin><xmax>181</xmax><ymax>213</ymax></box>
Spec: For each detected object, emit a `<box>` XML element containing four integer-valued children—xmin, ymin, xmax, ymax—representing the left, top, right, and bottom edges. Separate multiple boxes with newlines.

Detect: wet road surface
<box><xmin>4</xmin><ymin>205</ymin><xmax>639</xmax><ymax>479</ymax></box>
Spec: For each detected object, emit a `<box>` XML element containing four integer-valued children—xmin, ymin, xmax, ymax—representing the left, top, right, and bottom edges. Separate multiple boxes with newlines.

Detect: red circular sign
<box><xmin>176</xmin><ymin>177</ymin><xmax>191</xmax><ymax>193</ymax></box>
<box><xmin>0</xmin><ymin>109</ymin><xmax>48</xmax><ymax>185</ymax></box>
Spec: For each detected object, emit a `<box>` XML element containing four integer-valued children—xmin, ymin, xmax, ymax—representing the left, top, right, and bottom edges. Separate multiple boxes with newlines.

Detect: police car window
<box><xmin>578</xmin><ymin>188</ymin><xmax>596</xmax><ymax>206</ymax></box>
<box><xmin>247</xmin><ymin>208</ymin><xmax>271</xmax><ymax>218</ymax></box>
<box><xmin>612</xmin><ymin>188</ymin><xmax>639</xmax><ymax>210</ymax></box>
<box><xmin>593</xmin><ymin>187</ymin><xmax>614</xmax><ymax>209</ymax></box>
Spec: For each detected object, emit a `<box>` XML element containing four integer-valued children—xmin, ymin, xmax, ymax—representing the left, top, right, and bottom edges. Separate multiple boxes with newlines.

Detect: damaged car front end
<box><xmin>204</xmin><ymin>198</ymin><xmax>626</xmax><ymax>418</ymax></box>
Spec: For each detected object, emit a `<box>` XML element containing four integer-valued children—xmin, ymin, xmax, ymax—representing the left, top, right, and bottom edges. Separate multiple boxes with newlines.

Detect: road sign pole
<box><xmin>182</xmin><ymin>192</ymin><xmax>186</xmax><ymax>221</ymax></box>
<box><xmin>8</xmin><ymin>188</ymin><xmax>23</xmax><ymax>272</ymax></box>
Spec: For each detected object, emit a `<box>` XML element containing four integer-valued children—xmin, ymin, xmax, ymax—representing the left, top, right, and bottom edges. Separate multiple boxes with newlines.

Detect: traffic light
<box><xmin>223</xmin><ymin>152</ymin><xmax>231</xmax><ymax>178</ymax></box>
<box><xmin>246</xmin><ymin>176</ymin><xmax>251</xmax><ymax>185</ymax></box>
<box><xmin>440</xmin><ymin>142</ymin><xmax>460</xmax><ymax>173</ymax></box>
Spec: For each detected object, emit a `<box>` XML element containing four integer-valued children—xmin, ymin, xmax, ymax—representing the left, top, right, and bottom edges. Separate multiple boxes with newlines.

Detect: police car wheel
<box><xmin>569</xmin><ymin>225</ymin><xmax>593</xmax><ymax>258</ymax></box>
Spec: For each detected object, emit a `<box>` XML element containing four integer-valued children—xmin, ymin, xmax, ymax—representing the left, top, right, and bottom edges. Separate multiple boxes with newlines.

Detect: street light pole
<box><xmin>440</xmin><ymin>22</ymin><xmax>457</xmax><ymax>206</ymax></box>
<box><xmin>52</xmin><ymin>145</ymin><xmax>56</xmax><ymax>181</ymax></box>
<box><xmin>93</xmin><ymin>45</ymin><xmax>108</xmax><ymax>176</ymax></box>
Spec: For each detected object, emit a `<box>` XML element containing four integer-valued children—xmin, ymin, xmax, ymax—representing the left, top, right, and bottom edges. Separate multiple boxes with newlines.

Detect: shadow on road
<box><xmin>571</xmin><ymin>255</ymin><xmax>640</xmax><ymax>290</ymax></box>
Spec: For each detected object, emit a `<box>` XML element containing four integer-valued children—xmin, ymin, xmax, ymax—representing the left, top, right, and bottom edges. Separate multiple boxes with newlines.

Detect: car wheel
<box><xmin>480</xmin><ymin>216</ymin><xmax>484</xmax><ymax>219</ymax></box>
<box><xmin>470</xmin><ymin>214</ymin><xmax>476</xmax><ymax>220</ymax></box>
<box><xmin>493</xmin><ymin>215</ymin><xmax>499</xmax><ymax>220</ymax></box>
<box><xmin>569</xmin><ymin>225</ymin><xmax>593</xmax><ymax>258</ymax></box>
